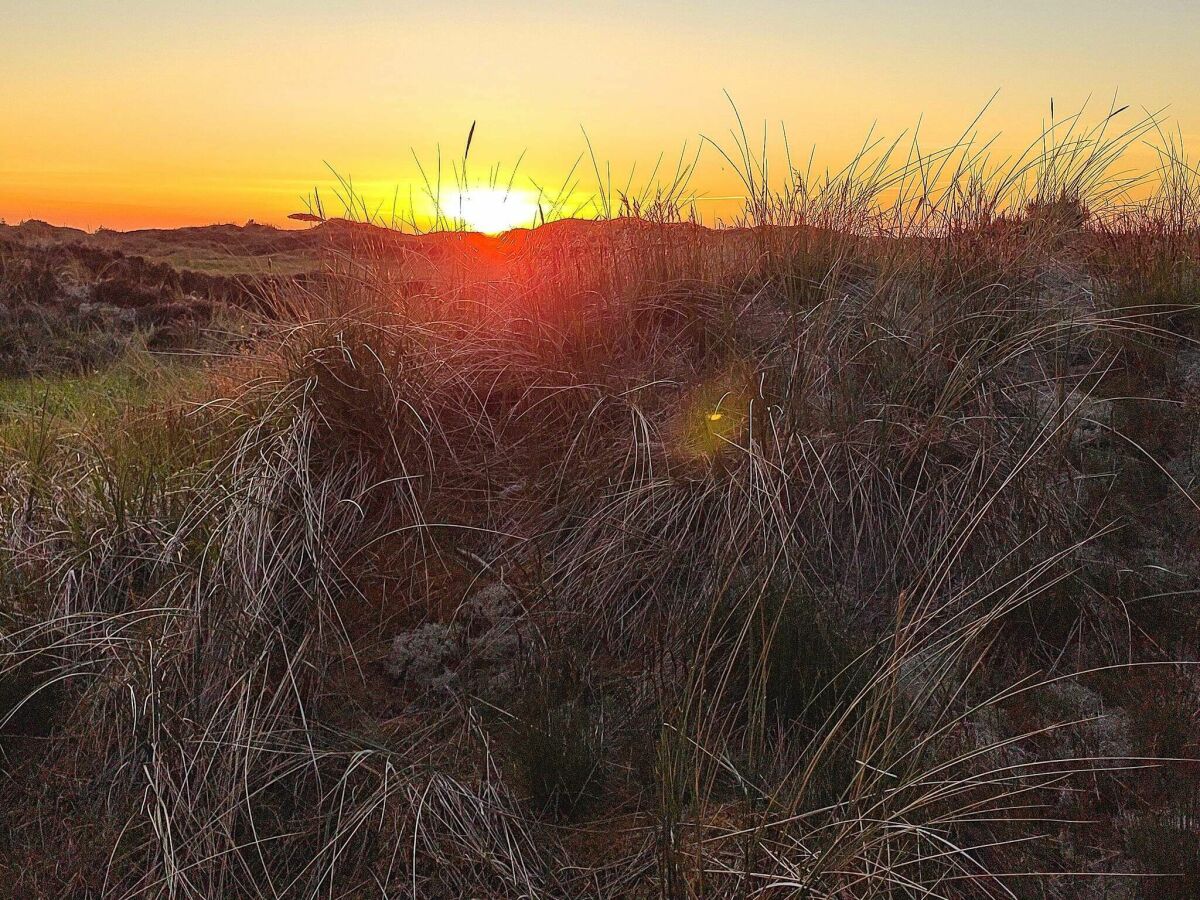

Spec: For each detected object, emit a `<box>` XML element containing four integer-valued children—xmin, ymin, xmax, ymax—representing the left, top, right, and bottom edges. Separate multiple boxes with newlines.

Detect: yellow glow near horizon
<box><xmin>2</xmin><ymin>2</ymin><xmax>1199</xmax><ymax>231</ymax></box>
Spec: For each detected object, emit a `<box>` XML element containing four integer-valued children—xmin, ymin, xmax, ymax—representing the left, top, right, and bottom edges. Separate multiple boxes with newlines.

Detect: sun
<box><xmin>446</xmin><ymin>187</ymin><xmax>540</xmax><ymax>234</ymax></box>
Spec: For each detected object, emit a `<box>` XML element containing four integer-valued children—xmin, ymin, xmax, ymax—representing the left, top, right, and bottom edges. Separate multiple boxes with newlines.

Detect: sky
<box><xmin>3</xmin><ymin>0</ymin><xmax>1199</xmax><ymax>231</ymax></box>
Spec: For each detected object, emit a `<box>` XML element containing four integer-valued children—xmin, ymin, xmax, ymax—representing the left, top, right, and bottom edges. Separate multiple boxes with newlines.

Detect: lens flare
<box><xmin>670</xmin><ymin>371</ymin><xmax>755</xmax><ymax>462</ymax></box>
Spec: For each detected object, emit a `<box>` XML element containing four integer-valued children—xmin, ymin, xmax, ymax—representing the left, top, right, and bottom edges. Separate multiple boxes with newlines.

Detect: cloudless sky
<box><xmin>3</xmin><ymin>0</ymin><xmax>1198</xmax><ymax>229</ymax></box>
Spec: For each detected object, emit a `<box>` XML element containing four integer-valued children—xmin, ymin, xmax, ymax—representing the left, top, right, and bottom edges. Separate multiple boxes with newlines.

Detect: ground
<box><xmin>0</xmin><ymin>203</ymin><xmax>1198</xmax><ymax>897</ymax></box>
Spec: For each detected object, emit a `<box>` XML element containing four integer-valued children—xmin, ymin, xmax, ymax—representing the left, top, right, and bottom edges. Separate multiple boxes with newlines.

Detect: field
<box><xmin>2</xmin><ymin>121</ymin><xmax>1199</xmax><ymax>898</ymax></box>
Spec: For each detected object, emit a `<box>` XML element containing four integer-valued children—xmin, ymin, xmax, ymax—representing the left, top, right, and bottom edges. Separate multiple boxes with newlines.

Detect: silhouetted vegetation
<box><xmin>1</xmin><ymin>111</ymin><xmax>1198</xmax><ymax>897</ymax></box>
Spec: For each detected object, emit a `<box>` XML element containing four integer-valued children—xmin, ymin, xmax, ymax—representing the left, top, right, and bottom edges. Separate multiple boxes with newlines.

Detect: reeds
<box><xmin>2</xmin><ymin>108</ymin><xmax>1199</xmax><ymax>896</ymax></box>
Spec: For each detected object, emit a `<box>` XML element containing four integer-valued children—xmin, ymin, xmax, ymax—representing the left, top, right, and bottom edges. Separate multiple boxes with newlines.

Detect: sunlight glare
<box><xmin>446</xmin><ymin>187</ymin><xmax>540</xmax><ymax>234</ymax></box>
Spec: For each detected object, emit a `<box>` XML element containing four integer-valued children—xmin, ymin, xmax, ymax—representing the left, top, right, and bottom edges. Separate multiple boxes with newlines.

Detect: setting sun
<box><xmin>445</xmin><ymin>187</ymin><xmax>540</xmax><ymax>234</ymax></box>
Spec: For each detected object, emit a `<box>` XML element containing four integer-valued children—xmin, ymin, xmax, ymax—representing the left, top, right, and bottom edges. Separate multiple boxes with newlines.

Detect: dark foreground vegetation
<box><xmin>0</xmin><ymin>226</ymin><xmax>276</xmax><ymax>378</ymax></box>
<box><xmin>1</xmin><ymin>116</ymin><xmax>1199</xmax><ymax>897</ymax></box>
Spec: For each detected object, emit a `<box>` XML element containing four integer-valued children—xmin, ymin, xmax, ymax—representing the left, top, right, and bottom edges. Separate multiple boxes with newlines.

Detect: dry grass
<box><xmin>1</xmin><ymin>111</ymin><xmax>1199</xmax><ymax>897</ymax></box>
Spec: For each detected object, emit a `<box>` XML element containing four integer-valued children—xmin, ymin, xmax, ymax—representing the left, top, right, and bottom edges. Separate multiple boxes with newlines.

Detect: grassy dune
<box><xmin>1</xmin><ymin>117</ymin><xmax>1199</xmax><ymax>897</ymax></box>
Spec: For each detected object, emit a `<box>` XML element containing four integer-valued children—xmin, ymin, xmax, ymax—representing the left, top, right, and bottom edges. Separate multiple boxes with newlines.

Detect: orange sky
<box><xmin>4</xmin><ymin>1</ymin><xmax>1198</xmax><ymax>231</ymax></box>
